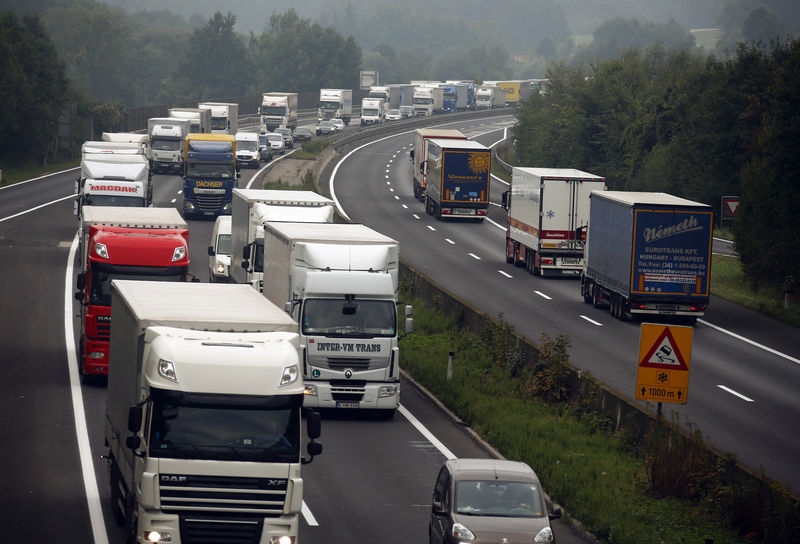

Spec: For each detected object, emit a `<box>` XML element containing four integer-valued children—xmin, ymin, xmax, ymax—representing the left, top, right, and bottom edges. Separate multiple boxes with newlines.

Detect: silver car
<box><xmin>265</xmin><ymin>132</ymin><xmax>285</xmax><ymax>154</ymax></box>
<box><xmin>430</xmin><ymin>458</ymin><xmax>561</xmax><ymax>544</ymax></box>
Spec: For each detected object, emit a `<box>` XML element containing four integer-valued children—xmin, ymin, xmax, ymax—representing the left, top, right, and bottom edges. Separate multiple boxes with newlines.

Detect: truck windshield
<box><xmin>216</xmin><ymin>233</ymin><xmax>231</xmax><ymax>256</ymax></box>
<box><xmin>362</xmin><ymin>109</ymin><xmax>379</xmax><ymax>116</ymax></box>
<box><xmin>149</xmin><ymin>393</ymin><xmax>300</xmax><ymax>463</ymax></box>
<box><xmin>89</xmin><ymin>264</ymin><xmax>186</xmax><ymax>306</ymax></box>
<box><xmin>237</xmin><ymin>140</ymin><xmax>258</xmax><ymax>152</ymax></box>
<box><xmin>84</xmin><ymin>195</ymin><xmax>145</xmax><ymax>207</ymax></box>
<box><xmin>301</xmin><ymin>299</ymin><xmax>396</xmax><ymax>337</ymax></box>
<box><xmin>186</xmin><ymin>162</ymin><xmax>235</xmax><ymax>179</ymax></box>
<box><xmin>413</xmin><ymin>98</ymin><xmax>432</xmax><ymax>105</ymax></box>
<box><xmin>261</xmin><ymin>106</ymin><xmax>287</xmax><ymax>116</ymax></box>
<box><xmin>319</xmin><ymin>101</ymin><xmax>340</xmax><ymax>111</ymax></box>
<box><xmin>151</xmin><ymin>139</ymin><xmax>181</xmax><ymax>151</ymax></box>
<box><xmin>210</xmin><ymin>117</ymin><xmax>227</xmax><ymax>131</ymax></box>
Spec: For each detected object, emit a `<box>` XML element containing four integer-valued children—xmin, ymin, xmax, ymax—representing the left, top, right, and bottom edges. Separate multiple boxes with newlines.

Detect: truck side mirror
<box><xmin>420</xmin><ymin>160</ymin><xmax>426</xmax><ymax>174</ymax></box>
<box><xmin>76</xmin><ymin>273</ymin><xmax>86</xmax><ymax>291</ymax></box>
<box><xmin>306</xmin><ymin>410</ymin><xmax>321</xmax><ymax>440</ymax></box>
<box><xmin>125</xmin><ymin>435</ymin><xmax>141</xmax><ymax>450</ymax></box>
<box><xmin>127</xmin><ymin>405</ymin><xmax>142</xmax><ymax>433</ymax></box>
<box><xmin>208</xmin><ymin>246</ymin><xmax>215</xmax><ymax>257</ymax></box>
<box><xmin>242</xmin><ymin>246</ymin><xmax>250</xmax><ymax>260</ymax></box>
<box><xmin>501</xmin><ymin>190</ymin><xmax>509</xmax><ymax>210</ymax></box>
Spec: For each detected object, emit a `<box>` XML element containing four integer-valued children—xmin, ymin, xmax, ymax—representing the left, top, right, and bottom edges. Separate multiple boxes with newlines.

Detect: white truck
<box><xmin>476</xmin><ymin>86</ymin><xmax>506</xmax><ymax>109</ymax></box>
<box><xmin>76</xmin><ymin>153</ymin><xmax>151</xmax><ymax>216</ymax></box>
<box><xmin>105</xmin><ymin>280</ymin><xmax>321</xmax><ymax>544</ymax></box>
<box><xmin>262</xmin><ymin>222</ymin><xmax>413</xmax><ymax>419</ymax></box>
<box><xmin>360</xmin><ymin>97</ymin><xmax>384</xmax><ymax>126</ymax></box>
<box><xmin>260</xmin><ymin>92</ymin><xmax>298</xmax><ymax>132</ymax></box>
<box><xmin>318</xmin><ymin>89</ymin><xmax>353</xmax><ymax>125</ymax></box>
<box><xmin>368</xmin><ymin>85</ymin><xmax>402</xmax><ymax>112</ymax></box>
<box><xmin>147</xmin><ymin>117</ymin><xmax>190</xmax><ymax>175</ymax></box>
<box><xmin>208</xmin><ymin>215</ymin><xmax>232</xmax><ymax>282</ymax></box>
<box><xmin>412</xmin><ymin>85</ymin><xmax>444</xmax><ymax>117</ymax></box>
<box><xmin>198</xmin><ymin>101</ymin><xmax>239</xmax><ymax>134</ymax></box>
<box><xmin>234</xmin><ymin>132</ymin><xmax>261</xmax><ymax>168</ymax></box>
<box><xmin>168</xmin><ymin>107</ymin><xmax>212</xmax><ymax>134</ymax></box>
<box><xmin>411</xmin><ymin>128</ymin><xmax>467</xmax><ymax>201</ymax></box>
<box><xmin>502</xmin><ymin>167</ymin><xmax>607</xmax><ymax>276</ymax></box>
<box><xmin>231</xmin><ymin>189</ymin><xmax>335</xmax><ymax>292</ymax></box>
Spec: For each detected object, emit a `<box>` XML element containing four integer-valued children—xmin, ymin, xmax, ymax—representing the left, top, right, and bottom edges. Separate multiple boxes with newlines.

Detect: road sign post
<box><xmin>635</xmin><ymin>323</ymin><xmax>693</xmax><ymax>405</ymax></box>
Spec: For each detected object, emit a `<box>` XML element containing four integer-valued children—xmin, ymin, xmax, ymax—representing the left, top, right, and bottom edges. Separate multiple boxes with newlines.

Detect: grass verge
<box><xmin>400</xmin><ymin>284</ymin><xmax>799</xmax><ymax>543</ymax></box>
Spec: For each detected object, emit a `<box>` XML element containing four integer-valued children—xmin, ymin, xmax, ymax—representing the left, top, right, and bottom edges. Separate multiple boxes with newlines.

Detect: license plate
<box><xmin>561</xmin><ymin>258</ymin><xmax>581</xmax><ymax>265</ymax></box>
<box><xmin>453</xmin><ymin>208</ymin><xmax>475</xmax><ymax>215</ymax></box>
<box><xmin>336</xmin><ymin>402</ymin><xmax>360</xmax><ymax>409</ymax></box>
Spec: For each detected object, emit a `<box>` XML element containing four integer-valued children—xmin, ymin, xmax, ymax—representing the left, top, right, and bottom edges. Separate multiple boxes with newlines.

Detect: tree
<box><xmin>167</xmin><ymin>11</ymin><xmax>253</xmax><ymax>101</ymax></box>
<box><xmin>0</xmin><ymin>11</ymin><xmax>67</xmax><ymax>164</ymax></box>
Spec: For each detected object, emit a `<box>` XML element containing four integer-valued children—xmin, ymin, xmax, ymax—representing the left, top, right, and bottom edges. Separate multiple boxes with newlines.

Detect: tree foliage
<box><xmin>514</xmin><ymin>37</ymin><xmax>800</xmax><ymax>289</ymax></box>
<box><xmin>250</xmin><ymin>9</ymin><xmax>360</xmax><ymax>93</ymax></box>
<box><xmin>0</xmin><ymin>11</ymin><xmax>67</xmax><ymax>164</ymax></box>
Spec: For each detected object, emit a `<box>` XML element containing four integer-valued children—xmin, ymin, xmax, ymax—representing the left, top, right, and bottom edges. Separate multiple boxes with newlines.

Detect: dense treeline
<box><xmin>514</xmin><ymin>38</ymin><xmax>800</xmax><ymax>288</ymax></box>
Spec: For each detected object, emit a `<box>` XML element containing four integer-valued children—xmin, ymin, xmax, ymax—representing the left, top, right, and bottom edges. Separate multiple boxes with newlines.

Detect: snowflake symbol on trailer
<box><xmin>547</xmin><ymin>210</ymin><xmax>555</xmax><ymax>219</ymax></box>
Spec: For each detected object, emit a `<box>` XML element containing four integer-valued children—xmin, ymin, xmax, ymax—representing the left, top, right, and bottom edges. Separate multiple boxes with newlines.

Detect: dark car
<box><xmin>316</xmin><ymin>120</ymin><xmax>336</xmax><ymax>136</ymax></box>
<box><xmin>293</xmin><ymin>126</ymin><xmax>313</xmax><ymax>143</ymax></box>
<box><xmin>429</xmin><ymin>458</ymin><xmax>561</xmax><ymax>544</ymax></box>
<box><xmin>257</xmin><ymin>133</ymin><xmax>273</xmax><ymax>162</ymax></box>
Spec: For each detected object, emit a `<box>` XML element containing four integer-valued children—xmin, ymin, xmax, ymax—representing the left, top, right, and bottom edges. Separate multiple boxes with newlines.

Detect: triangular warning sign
<box><xmin>639</xmin><ymin>328</ymin><xmax>689</xmax><ymax>370</ymax></box>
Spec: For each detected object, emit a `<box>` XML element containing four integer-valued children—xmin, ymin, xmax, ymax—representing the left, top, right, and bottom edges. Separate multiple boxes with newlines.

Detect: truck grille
<box><xmin>330</xmin><ymin>379</ymin><xmax>366</xmax><ymax>402</ymax></box>
<box><xmin>97</xmin><ymin>323</ymin><xmax>111</xmax><ymax>339</ymax></box>
<box><xmin>195</xmin><ymin>194</ymin><xmax>225</xmax><ymax>212</ymax></box>
<box><xmin>159</xmin><ymin>474</ymin><xmax>287</xmax><ymax>517</ymax></box>
<box><xmin>179</xmin><ymin>515</ymin><xmax>263</xmax><ymax>544</ymax></box>
<box><xmin>325</xmin><ymin>357</ymin><xmax>374</xmax><ymax>371</ymax></box>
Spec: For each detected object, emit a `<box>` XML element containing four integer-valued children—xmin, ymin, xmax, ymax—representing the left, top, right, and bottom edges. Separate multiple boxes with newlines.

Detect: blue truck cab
<box><xmin>183</xmin><ymin>133</ymin><xmax>240</xmax><ymax>218</ymax></box>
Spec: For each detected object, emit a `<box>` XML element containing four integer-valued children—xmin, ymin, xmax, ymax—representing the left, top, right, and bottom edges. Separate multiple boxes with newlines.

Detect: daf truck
<box><xmin>262</xmin><ymin>222</ymin><xmax>413</xmax><ymax>419</ymax></box>
<box><xmin>105</xmin><ymin>281</ymin><xmax>321</xmax><ymax>544</ymax></box>
<box><xmin>198</xmin><ymin>101</ymin><xmax>239</xmax><ymax>134</ymax></box>
<box><xmin>422</xmin><ymin>139</ymin><xmax>491</xmax><ymax>221</ymax></box>
<box><xmin>580</xmin><ymin>191</ymin><xmax>713</xmax><ymax>321</ymax></box>
<box><xmin>147</xmin><ymin>117</ymin><xmax>190</xmax><ymax>174</ymax></box>
<box><xmin>182</xmin><ymin>133</ymin><xmax>240</xmax><ymax>218</ymax></box>
<box><xmin>318</xmin><ymin>89</ymin><xmax>353</xmax><ymax>125</ymax></box>
<box><xmin>231</xmin><ymin>189</ymin><xmax>334</xmax><ymax>292</ymax></box>
<box><xmin>74</xmin><ymin>206</ymin><xmax>190</xmax><ymax>380</ymax></box>
<box><xmin>411</xmin><ymin>128</ymin><xmax>467</xmax><ymax>201</ymax></box>
<box><xmin>502</xmin><ymin>168</ymin><xmax>607</xmax><ymax>276</ymax></box>
<box><xmin>168</xmin><ymin>107</ymin><xmax>212</xmax><ymax>134</ymax></box>
<box><xmin>412</xmin><ymin>85</ymin><xmax>444</xmax><ymax>117</ymax></box>
<box><xmin>260</xmin><ymin>92</ymin><xmax>298</xmax><ymax>132</ymax></box>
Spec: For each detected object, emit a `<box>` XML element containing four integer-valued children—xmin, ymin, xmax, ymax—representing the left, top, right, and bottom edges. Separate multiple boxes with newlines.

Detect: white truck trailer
<box><xmin>231</xmin><ymin>189</ymin><xmax>335</xmax><ymax>291</ymax></box>
<box><xmin>147</xmin><ymin>117</ymin><xmax>190</xmax><ymax>174</ymax></box>
<box><xmin>198</xmin><ymin>101</ymin><xmax>239</xmax><ymax>134</ymax></box>
<box><xmin>502</xmin><ymin>167</ymin><xmax>606</xmax><ymax>276</ymax></box>
<box><xmin>412</xmin><ymin>85</ymin><xmax>444</xmax><ymax>117</ymax></box>
<box><xmin>260</xmin><ymin>92</ymin><xmax>298</xmax><ymax>132</ymax></box>
<box><xmin>76</xmin><ymin>153</ymin><xmax>152</xmax><ymax>215</ymax></box>
<box><xmin>318</xmin><ymin>89</ymin><xmax>353</xmax><ymax>124</ymax></box>
<box><xmin>105</xmin><ymin>281</ymin><xmax>321</xmax><ymax>544</ymax></box>
<box><xmin>411</xmin><ymin>128</ymin><xmax>467</xmax><ymax>201</ymax></box>
<box><xmin>262</xmin><ymin>222</ymin><xmax>413</xmax><ymax>419</ymax></box>
<box><xmin>168</xmin><ymin>107</ymin><xmax>212</xmax><ymax>134</ymax></box>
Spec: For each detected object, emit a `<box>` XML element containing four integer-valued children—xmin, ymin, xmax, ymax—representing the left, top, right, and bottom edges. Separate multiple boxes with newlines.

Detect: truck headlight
<box><xmin>144</xmin><ymin>530</ymin><xmax>171</xmax><ymax>542</ymax></box>
<box><xmin>270</xmin><ymin>536</ymin><xmax>294</xmax><ymax>544</ymax></box>
<box><xmin>172</xmin><ymin>246</ymin><xmax>186</xmax><ymax>262</ymax></box>
<box><xmin>185</xmin><ymin>202</ymin><xmax>195</xmax><ymax>211</ymax></box>
<box><xmin>216</xmin><ymin>262</ymin><xmax>225</xmax><ymax>274</ymax></box>
<box><xmin>379</xmin><ymin>385</ymin><xmax>398</xmax><ymax>398</ymax></box>
<box><xmin>158</xmin><ymin>359</ymin><xmax>177</xmax><ymax>382</ymax></box>
<box><xmin>280</xmin><ymin>365</ymin><xmax>298</xmax><ymax>386</ymax></box>
<box><xmin>94</xmin><ymin>242</ymin><xmax>109</xmax><ymax>259</ymax></box>
<box><xmin>304</xmin><ymin>384</ymin><xmax>317</xmax><ymax>396</ymax></box>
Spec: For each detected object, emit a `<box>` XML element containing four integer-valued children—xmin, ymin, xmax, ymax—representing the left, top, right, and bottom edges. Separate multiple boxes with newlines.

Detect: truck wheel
<box><xmin>505</xmin><ymin>239</ymin><xmax>514</xmax><ymax>264</ymax></box>
<box><xmin>592</xmin><ymin>285</ymin><xmax>604</xmax><ymax>308</ymax></box>
<box><xmin>512</xmin><ymin>243</ymin><xmax>523</xmax><ymax>267</ymax></box>
<box><xmin>425</xmin><ymin>196</ymin><xmax>433</xmax><ymax>216</ymax></box>
<box><xmin>434</xmin><ymin>203</ymin><xmax>441</xmax><ymax>220</ymax></box>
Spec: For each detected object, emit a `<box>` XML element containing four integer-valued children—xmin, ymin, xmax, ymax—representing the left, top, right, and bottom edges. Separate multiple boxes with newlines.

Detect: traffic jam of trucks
<box><xmin>65</xmin><ymin>83</ymin><xmax>720</xmax><ymax>543</ymax></box>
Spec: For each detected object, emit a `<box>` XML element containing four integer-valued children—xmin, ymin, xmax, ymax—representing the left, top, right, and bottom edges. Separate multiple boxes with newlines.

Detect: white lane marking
<box><xmin>0</xmin><ymin>166</ymin><xmax>79</xmax><ymax>191</ymax></box>
<box><xmin>580</xmin><ymin>315</ymin><xmax>603</xmax><ymax>326</ymax></box>
<box><xmin>717</xmin><ymin>385</ymin><xmax>754</xmax><ymax>402</ymax></box>
<box><xmin>399</xmin><ymin>405</ymin><xmax>456</xmax><ymax>460</ymax></box>
<box><xmin>498</xmin><ymin>270</ymin><xmax>512</xmax><ymax>278</ymax></box>
<box><xmin>302</xmin><ymin>502</ymin><xmax>319</xmax><ymax>526</ymax></box>
<box><xmin>445</xmin><ymin>239</ymin><xmax>455</xmax><ymax>245</ymax></box>
<box><xmin>389</xmin><ymin>188</ymin><xmax>394</xmax><ymax>192</ymax></box>
<box><xmin>484</xmin><ymin>216</ymin><xmax>505</xmax><ymax>230</ymax></box>
<box><xmin>402</xmin><ymin>204</ymin><xmax>408</xmax><ymax>209</ymax></box>
<box><xmin>394</xmin><ymin>195</ymin><xmax>400</xmax><ymax>200</ymax></box>
<box><xmin>412</xmin><ymin>214</ymin><xmax>420</xmax><ymax>219</ymax></box>
<box><xmin>427</xmin><ymin>225</ymin><xmax>436</xmax><ymax>231</ymax></box>
<box><xmin>468</xmin><ymin>253</ymin><xmax>481</xmax><ymax>260</ymax></box>
<box><xmin>491</xmin><ymin>173</ymin><xmax>509</xmax><ymax>186</ymax></box>
<box><xmin>535</xmin><ymin>291</ymin><xmax>552</xmax><ymax>300</ymax></box>
<box><xmin>171</xmin><ymin>199</ymin><xmax>176</xmax><ymax>204</ymax></box>
<box><xmin>698</xmin><ymin>319</ymin><xmax>799</xmax><ymax>365</ymax></box>
<box><xmin>0</xmin><ymin>194</ymin><xmax>73</xmax><ymax>223</ymax></box>
<box><xmin>65</xmin><ymin>233</ymin><xmax>109</xmax><ymax>544</ymax></box>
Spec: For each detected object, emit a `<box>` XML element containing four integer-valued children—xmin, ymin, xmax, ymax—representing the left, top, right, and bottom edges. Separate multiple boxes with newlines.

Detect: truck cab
<box><xmin>182</xmin><ymin>134</ymin><xmax>240</xmax><ymax>218</ymax></box>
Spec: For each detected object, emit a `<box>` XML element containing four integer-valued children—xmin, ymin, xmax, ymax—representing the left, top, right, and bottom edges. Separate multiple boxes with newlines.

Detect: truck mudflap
<box><xmin>302</xmin><ymin>380</ymin><xmax>400</xmax><ymax>411</ymax></box>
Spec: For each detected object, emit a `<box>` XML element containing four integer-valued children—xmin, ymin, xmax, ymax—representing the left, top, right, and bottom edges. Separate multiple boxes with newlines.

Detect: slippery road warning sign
<box><xmin>636</xmin><ymin>323</ymin><xmax>693</xmax><ymax>404</ymax></box>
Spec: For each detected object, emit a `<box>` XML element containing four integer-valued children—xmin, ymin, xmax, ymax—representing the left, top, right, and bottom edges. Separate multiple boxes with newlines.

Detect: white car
<box><xmin>208</xmin><ymin>215</ymin><xmax>232</xmax><ymax>282</ymax></box>
<box><xmin>385</xmin><ymin>109</ymin><xmax>402</xmax><ymax>121</ymax></box>
<box><xmin>265</xmin><ymin>132</ymin><xmax>285</xmax><ymax>154</ymax></box>
<box><xmin>330</xmin><ymin>118</ymin><xmax>346</xmax><ymax>131</ymax></box>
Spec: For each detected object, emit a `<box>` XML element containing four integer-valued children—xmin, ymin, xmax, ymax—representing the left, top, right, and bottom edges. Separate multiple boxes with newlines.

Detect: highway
<box><xmin>0</xmin><ymin>114</ymin><xmax>797</xmax><ymax>543</ymax></box>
